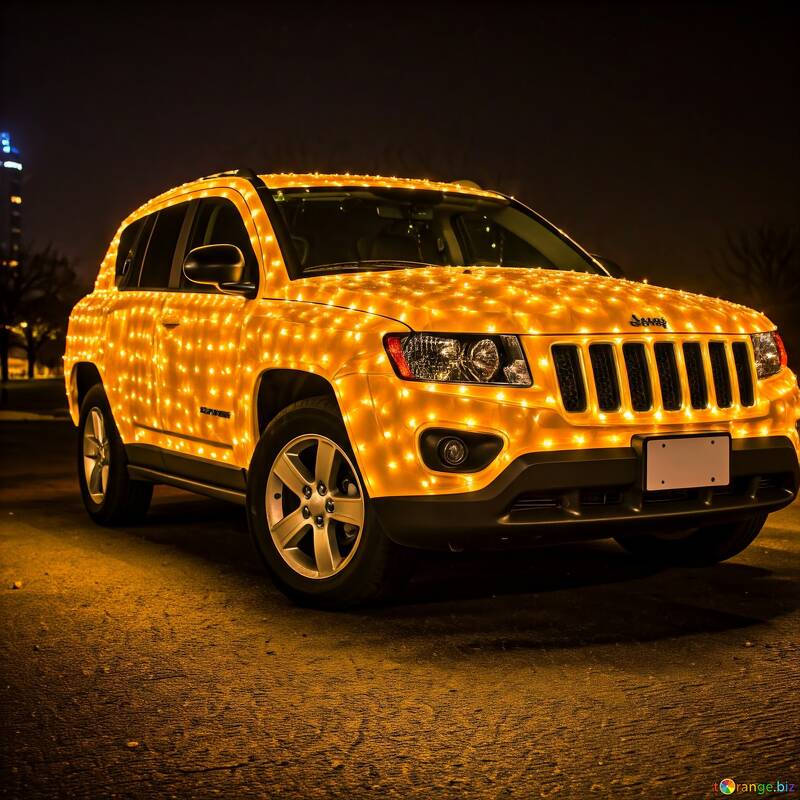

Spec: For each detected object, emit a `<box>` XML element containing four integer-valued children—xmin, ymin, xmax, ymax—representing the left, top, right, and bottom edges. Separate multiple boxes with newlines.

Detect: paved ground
<box><xmin>1</xmin><ymin>381</ymin><xmax>799</xmax><ymax>799</ymax></box>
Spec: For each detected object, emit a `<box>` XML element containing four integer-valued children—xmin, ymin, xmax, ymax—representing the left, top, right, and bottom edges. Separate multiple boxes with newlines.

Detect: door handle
<box><xmin>161</xmin><ymin>317</ymin><xmax>181</xmax><ymax>329</ymax></box>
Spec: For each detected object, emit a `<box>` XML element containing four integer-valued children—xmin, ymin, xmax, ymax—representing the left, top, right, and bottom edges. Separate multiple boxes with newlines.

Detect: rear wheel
<box><xmin>247</xmin><ymin>396</ymin><xmax>412</xmax><ymax>608</ymax></box>
<box><xmin>614</xmin><ymin>513</ymin><xmax>767</xmax><ymax>565</ymax></box>
<box><xmin>77</xmin><ymin>385</ymin><xmax>153</xmax><ymax>525</ymax></box>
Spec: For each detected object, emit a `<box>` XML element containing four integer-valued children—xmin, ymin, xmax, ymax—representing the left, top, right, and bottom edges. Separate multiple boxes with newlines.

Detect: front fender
<box><xmin>235</xmin><ymin>301</ymin><xmax>410</xmax><ymax>485</ymax></box>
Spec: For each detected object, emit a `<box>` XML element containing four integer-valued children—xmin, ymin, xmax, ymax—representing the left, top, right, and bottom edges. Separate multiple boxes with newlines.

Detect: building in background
<box><xmin>1</xmin><ymin>131</ymin><xmax>23</xmax><ymax>268</ymax></box>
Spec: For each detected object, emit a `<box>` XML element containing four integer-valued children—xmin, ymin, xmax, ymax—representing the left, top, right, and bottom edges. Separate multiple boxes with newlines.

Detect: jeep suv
<box><xmin>65</xmin><ymin>169</ymin><xmax>800</xmax><ymax>607</ymax></box>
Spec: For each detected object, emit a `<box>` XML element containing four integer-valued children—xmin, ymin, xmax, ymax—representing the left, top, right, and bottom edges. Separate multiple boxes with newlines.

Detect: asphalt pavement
<box><xmin>1</xmin><ymin>381</ymin><xmax>799</xmax><ymax>799</ymax></box>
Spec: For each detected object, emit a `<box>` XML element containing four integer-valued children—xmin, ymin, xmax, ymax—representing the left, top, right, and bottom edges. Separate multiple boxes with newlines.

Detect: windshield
<box><xmin>263</xmin><ymin>187</ymin><xmax>601</xmax><ymax>276</ymax></box>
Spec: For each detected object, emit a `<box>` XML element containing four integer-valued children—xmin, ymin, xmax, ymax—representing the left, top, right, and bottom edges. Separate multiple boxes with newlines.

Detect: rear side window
<box><xmin>115</xmin><ymin>220</ymin><xmax>142</xmax><ymax>286</ymax></box>
<box><xmin>180</xmin><ymin>198</ymin><xmax>258</xmax><ymax>292</ymax></box>
<box><xmin>138</xmin><ymin>203</ymin><xmax>188</xmax><ymax>289</ymax></box>
<box><xmin>116</xmin><ymin>215</ymin><xmax>155</xmax><ymax>289</ymax></box>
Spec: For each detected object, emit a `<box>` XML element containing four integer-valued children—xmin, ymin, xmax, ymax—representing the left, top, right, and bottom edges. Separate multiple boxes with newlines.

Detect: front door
<box><xmin>155</xmin><ymin>195</ymin><xmax>260</xmax><ymax>469</ymax></box>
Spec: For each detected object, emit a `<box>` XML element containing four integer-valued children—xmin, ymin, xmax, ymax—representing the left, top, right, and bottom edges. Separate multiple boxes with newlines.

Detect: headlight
<box><xmin>750</xmin><ymin>331</ymin><xmax>787</xmax><ymax>379</ymax></box>
<box><xmin>385</xmin><ymin>333</ymin><xmax>533</xmax><ymax>386</ymax></box>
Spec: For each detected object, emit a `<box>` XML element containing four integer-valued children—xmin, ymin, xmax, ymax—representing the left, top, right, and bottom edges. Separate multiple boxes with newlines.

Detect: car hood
<box><xmin>285</xmin><ymin>266</ymin><xmax>772</xmax><ymax>335</ymax></box>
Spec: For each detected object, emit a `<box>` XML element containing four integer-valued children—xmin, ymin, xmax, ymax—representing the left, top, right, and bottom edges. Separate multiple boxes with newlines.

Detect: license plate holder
<box><xmin>642</xmin><ymin>433</ymin><xmax>731</xmax><ymax>492</ymax></box>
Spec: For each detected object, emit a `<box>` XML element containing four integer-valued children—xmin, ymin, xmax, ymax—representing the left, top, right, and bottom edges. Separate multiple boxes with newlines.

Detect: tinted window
<box><xmin>116</xmin><ymin>215</ymin><xmax>155</xmax><ymax>289</ymax></box>
<box><xmin>138</xmin><ymin>203</ymin><xmax>188</xmax><ymax>289</ymax></box>
<box><xmin>267</xmin><ymin>187</ymin><xmax>599</xmax><ymax>277</ymax></box>
<box><xmin>180</xmin><ymin>199</ymin><xmax>258</xmax><ymax>292</ymax></box>
<box><xmin>115</xmin><ymin>219</ymin><xmax>143</xmax><ymax>287</ymax></box>
<box><xmin>458</xmin><ymin>213</ymin><xmax>553</xmax><ymax>268</ymax></box>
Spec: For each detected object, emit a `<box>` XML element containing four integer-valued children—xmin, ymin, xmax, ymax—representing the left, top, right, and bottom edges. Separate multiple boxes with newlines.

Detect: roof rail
<box><xmin>201</xmin><ymin>167</ymin><xmax>265</xmax><ymax>186</ymax></box>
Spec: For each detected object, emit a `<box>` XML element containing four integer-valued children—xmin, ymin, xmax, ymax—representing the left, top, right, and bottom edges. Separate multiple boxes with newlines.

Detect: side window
<box><xmin>116</xmin><ymin>215</ymin><xmax>155</xmax><ymax>290</ymax></box>
<box><xmin>115</xmin><ymin>219</ymin><xmax>143</xmax><ymax>287</ymax></box>
<box><xmin>137</xmin><ymin>203</ymin><xmax>188</xmax><ymax>289</ymax></box>
<box><xmin>180</xmin><ymin>198</ymin><xmax>258</xmax><ymax>292</ymax></box>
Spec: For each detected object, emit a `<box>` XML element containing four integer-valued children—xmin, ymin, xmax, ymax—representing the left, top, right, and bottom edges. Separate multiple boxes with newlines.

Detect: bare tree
<box><xmin>0</xmin><ymin>246</ymin><xmax>82</xmax><ymax>385</ymax></box>
<box><xmin>716</xmin><ymin>225</ymin><xmax>800</xmax><ymax>308</ymax></box>
<box><xmin>15</xmin><ymin>293</ymin><xmax>74</xmax><ymax>378</ymax></box>
<box><xmin>715</xmin><ymin>224</ymin><xmax>800</xmax><ymax>360</ymax></box>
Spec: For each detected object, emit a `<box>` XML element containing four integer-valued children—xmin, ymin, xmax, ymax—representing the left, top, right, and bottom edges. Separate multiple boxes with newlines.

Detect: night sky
<box><xmin>2</xmin><ymin>1</ymin><xmax>798</xmax><ymax>295</ymax></box>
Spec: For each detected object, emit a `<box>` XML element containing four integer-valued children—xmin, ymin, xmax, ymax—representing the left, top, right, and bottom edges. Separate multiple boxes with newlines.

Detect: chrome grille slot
<box><xmin>654</xmin><ymin>342</ymin><xmax>681</xmax><ymax>410</ymax></box>
<box><xmin>622</xmin><ymin>343</ymin><xmax>652</xmax><ymax>411</ymax></box>
<box><xmin>589</xmin><ymin>344</ymin><xmax>621</xmax><ymax>411</ymax></box>
<box><xmin>708</xmin><ymin>342</ymin><xmax>733</xmax><ymax>408</ymax></box>
<box><xmin>732</xmin><ymin>341</ymin><xmax>755</xmax><ymax>406</ymax></box>
<box><xmin>682</xmin><ymin>342</ymin><xmax>708</xmax><ymax>409</ymax></box>
<box><xmin>552</xmin><ymin>345</ymin><xmax>587</xmax><ymax>412</ymax></box>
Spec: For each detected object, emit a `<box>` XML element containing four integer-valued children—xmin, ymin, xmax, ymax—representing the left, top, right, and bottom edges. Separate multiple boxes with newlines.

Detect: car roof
<box><xmin>259</xmin><ymin>173</ymin><xmax>505</xmax><ymax>199</ymax></box>
<box><xmin>124</xmin><ymin>172</ymin><xmax>507</xmax><ymax>229</ymax></box>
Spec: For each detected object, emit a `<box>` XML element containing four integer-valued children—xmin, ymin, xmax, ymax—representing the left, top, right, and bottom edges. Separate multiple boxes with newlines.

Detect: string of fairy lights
<box><xmin>64</xmin><ymin>173</ymin><xmax>799</xmax><ymax>499</ymax></box>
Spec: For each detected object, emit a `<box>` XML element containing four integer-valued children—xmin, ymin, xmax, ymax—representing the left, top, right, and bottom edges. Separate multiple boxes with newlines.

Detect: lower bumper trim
<box><xmin>373</xmin><ymin>436</ymin><xmax>799</xmax><ymax>550</ymax></box>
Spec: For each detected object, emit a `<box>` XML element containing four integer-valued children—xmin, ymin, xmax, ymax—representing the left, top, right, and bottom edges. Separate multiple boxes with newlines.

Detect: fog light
<box><xmin>439</xmin><ymin>436</ymin><xmax>468</xmax><ymax>466</ymax></box>
<box><xmin>420</xmin><ymin>428</ymin><xmax>503</xmax><ymax>472</ymax></box>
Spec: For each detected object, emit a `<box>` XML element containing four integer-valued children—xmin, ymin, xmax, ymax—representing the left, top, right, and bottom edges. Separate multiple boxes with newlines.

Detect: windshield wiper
<box><xmin>303</xmin><ymin>259</ymin><xmax>433</xmax><ymax>275</ymax></box>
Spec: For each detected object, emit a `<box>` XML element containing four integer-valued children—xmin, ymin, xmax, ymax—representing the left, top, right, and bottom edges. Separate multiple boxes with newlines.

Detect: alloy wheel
<box><xmin>83</xmin><ymin>407</ymin><xmax>110</xmax><ymax>503</ymax></box>
<box><xmin>266</xmin><ymin>435</ymin><xmax>365</xmax><ymax>579</ymax></box>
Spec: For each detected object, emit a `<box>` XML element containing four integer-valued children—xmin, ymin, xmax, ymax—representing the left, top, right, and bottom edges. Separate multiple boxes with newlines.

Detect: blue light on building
<box><xmin>1</xmin><ymin>131</ymin><xmax>22</xmax><ymax>268</ymax></box>
<box><xmin>1</xmin><ymin>131</ymin><xmax>19</xmax><ymax>157</ymax></box>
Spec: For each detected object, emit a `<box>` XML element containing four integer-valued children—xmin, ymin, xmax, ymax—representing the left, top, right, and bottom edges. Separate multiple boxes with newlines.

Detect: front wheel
<box><xmin>247</xmin><ymin>396</ymin><xmax>412</xmax><ymax>608</ymax></box>
<box><xmin>614</xmin><ymin>513</ymin><xmax>768</xmax><ymax>566</ymax></box>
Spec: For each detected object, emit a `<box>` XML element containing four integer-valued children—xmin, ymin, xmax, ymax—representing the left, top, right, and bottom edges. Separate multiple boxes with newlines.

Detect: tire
<box><xmin>77</xmin><ymin>384</ymin><xmax>153</xmax><ymax>525</ymax></box>
<box><xmin>246</xmin><ymin>396</ymin><xmax>413</xmax><ymax>609</ymax></box>
<box><xmin>614</xmin><ymin>512</ymin><xmax>767</xmax><ymax>566</ymax></box>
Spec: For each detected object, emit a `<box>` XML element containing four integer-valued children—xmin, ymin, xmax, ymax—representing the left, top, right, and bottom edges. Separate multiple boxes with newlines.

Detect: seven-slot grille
<box><xmin>551</xmin><ymin>339</ymin><xmax>756</xmax><ymax>414</ymax></box>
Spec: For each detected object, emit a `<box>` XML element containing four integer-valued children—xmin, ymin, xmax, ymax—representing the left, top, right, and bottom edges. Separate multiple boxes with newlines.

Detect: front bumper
<box><xmin>372</xmin><ymin>436</ymin><xmax>799</xmax><ymax>550</ymax></box>
<box><xmin>350</xmin><ymin>363</ymin><xmax>799</xmax><ymax>500</ymax></box>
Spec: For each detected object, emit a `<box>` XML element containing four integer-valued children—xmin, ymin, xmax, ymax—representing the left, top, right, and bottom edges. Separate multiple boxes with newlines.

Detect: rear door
<box><xmin>155</xmin><ymin>195</ymin><xmax>260</xmax><ymax>466</ymax></box>
<box><xmin>118</xmin><ymin>202</ymin><xmax>191</xmax><ymax>449</ymax></box>
<box><xmin>102</xmin><ymin>211</ymin><xmax>162</xmax><ymax>440</ymax></box>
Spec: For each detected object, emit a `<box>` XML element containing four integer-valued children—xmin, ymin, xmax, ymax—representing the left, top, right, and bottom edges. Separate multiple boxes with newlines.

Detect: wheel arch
<box><xmin>69</xmin><ymin>362</ymin><xmax>104</xmax><ymax>423</ymax></box>
<box><xmin>253</xmin><ymin>368</ymin><xmax>340</xmax><ymax>437</ymax></box>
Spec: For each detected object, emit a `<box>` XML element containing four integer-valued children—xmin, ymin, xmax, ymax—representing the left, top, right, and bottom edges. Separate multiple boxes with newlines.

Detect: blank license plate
<box><xmin>644</xmin><ymin>435</ymin><xmax>730</xmax><ymax>491</ymax></box>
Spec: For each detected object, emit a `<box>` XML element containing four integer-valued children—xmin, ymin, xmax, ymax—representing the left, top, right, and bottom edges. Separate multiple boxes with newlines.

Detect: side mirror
<box><xmin>592</xmin><ymin>255</ymin><xmax>625</xmax><ymax>279</ymax></box>
<box><xmin>182</xmin><ymin>244</ymin><xmax>255</xmax><ymax>296</ymax></box>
